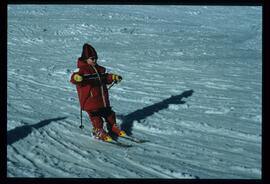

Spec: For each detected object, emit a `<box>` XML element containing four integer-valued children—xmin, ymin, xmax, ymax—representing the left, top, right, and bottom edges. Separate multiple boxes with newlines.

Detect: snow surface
<box><xmin>7</xmin><ymin>5</ymin><xmax>262</xmax><ymax>179</ymax></box>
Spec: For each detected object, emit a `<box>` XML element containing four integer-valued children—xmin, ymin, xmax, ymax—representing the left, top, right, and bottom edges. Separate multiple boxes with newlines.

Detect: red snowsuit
<box><xmin>70</xmin><ymin>59</ymin><xmax>117</xmax><ymax>129</ymax></box>
<box><xmin>70</xmin><ymin>59</ymin><xmax>114</xmax><ymax>111</ymax></box>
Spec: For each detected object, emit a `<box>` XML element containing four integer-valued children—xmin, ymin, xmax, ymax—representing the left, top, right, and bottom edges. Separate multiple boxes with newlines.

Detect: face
<box><xmin>86</xmin><ymin>57</ymin><xmax>97</xmax><ymax>66</ymax></box>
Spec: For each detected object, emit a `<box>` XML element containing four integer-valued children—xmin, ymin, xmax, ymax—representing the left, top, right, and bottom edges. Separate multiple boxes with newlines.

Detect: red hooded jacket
<box><xmin>70</xmin><ymin>59</ymin><xmax>115</xmax><ymax>112</ymax></box>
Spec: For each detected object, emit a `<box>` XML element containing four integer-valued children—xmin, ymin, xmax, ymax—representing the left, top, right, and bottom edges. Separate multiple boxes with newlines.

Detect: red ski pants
<box><xmin>86</xmin><ymin>108</ymin><xmax>117</xmax><ymax>129</ymax></box>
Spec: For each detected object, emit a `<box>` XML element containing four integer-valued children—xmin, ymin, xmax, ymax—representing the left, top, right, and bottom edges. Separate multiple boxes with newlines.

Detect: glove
<box><xmin>112</xmin><ymin>74</ymin><xmax>122</xmax><ymax>83</ymax></box>
<box><xmin>73</xmin><ymin>74</ymin><xmax>83</xmax><ymax>82</ymax></box>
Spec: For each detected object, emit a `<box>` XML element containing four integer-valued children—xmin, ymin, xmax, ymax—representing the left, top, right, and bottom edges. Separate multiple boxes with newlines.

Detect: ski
<box><xmin>92</xmin><ymin>136</ymin><xmax>133</xmax><ymax>148</ymax></box>
<box><xmin>105</xmin><ymin>140</ymin><xmax>133</xmax><ymax>148</ymax></box>
<box><xmin>119</xmin><ymin>136</ymin><xmax>148</xmax><ymax>143</ymax></box>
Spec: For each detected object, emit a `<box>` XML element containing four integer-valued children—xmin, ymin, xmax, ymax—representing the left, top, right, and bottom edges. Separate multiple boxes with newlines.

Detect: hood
<box><xmin>77</xmin><ymin>59</ymin><xmax>89</xmax><ymax>68</ymax></box>
<box><xmin>79</xmin><ymin>43</ymin><xmax>98</xmax><ymax>61</ymax></box>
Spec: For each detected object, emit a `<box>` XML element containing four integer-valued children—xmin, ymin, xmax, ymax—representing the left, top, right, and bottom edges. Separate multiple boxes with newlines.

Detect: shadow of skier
<box><xmin>118</xmin><ymin>89</ymin><xmax>194</xmax><ymax>136</ymax></box>
<box><xmin>7</xmin><ymin>117</ymin><xmax>67</xmax><ymax>145</ymax></box>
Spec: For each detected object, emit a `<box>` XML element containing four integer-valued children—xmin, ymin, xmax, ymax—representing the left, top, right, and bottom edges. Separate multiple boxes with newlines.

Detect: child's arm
<box><xmin>70</xmin><ymin>69</ymin><xmax>122</xmax><ymax>85</ymax></box>
<box><xmin>70</xmin><ymin>69</ymin><xmax>92</xmax><ymax>85</ymax></box>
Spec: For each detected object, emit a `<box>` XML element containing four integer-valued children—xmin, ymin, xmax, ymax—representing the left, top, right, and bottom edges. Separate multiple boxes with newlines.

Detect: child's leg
<box><xmin>106</xmin><ymin>110</ymin><xmax>117</xmax><ymax>126</ymax></box>
<box><xmin>87</xmin><ymin>111</ymin><xmax>112</xmax><ymax>141</ymax></box>
<box><xmin>90</xmin><ymin>115</ymin><xmax>104</xmax><ymax>129</ymax></box>
<box><xmin>105</xmin><ymin>109</ymin><xmax>126</xmax><ymax>136</ymax></box>
<box><xmin>87</xmin><ymin>111</ymin><xmax>104</xmax><ymax>129</ymax></box>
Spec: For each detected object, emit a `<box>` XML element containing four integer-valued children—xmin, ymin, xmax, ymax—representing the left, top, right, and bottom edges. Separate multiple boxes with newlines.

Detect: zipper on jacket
<box><xmin>91</xmin><ymin>66</ymin><xmax>107</xmax><ymax>108</ymax></box>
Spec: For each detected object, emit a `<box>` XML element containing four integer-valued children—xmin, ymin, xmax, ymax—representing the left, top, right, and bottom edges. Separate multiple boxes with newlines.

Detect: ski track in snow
<box><xmin>7</xmin><ymin>5</ymin><xmax>262</xmax><ymax>179</ymax></box>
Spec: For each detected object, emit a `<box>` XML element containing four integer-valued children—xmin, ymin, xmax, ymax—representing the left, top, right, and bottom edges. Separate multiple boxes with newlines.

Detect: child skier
<box><xmin>70</xmin><ymin>43</ymin><xmax>126</xmax><ymax>142</ymax></box>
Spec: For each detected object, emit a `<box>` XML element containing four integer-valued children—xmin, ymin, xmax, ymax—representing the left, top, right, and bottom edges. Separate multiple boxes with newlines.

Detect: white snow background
<box><xmin>7</xmin><ymin>5</ymin><xmax>262</xmax><ymax>179</ymax></box>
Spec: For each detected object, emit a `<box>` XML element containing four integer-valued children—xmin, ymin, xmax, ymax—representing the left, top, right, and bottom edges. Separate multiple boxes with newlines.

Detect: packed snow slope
<box><xmin>7</xmin><ymin>5</ymin><xmax>262</xmax><ymax>178</ymax></box>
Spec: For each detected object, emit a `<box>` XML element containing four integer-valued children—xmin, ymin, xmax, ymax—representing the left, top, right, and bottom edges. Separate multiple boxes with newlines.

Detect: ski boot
<box><xmin>111</xmin><ymin>124</ymin><xmax>126</xmax><ymax>137</ymax></box>
<box><xmin>92</xmin><ymin>128</ymin><xmax>112</xmax><ymax>142</ymax></box>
